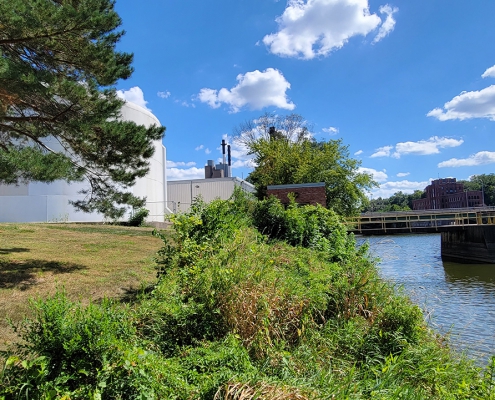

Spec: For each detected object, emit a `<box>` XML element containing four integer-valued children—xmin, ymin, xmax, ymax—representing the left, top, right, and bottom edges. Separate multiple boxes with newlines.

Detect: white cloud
<box><xmin>116</xmin><ymin>86</ymin><xmax>150</xmax><ymax>111</ymax></box>
<box><xmin>358</xmin><ymin>167</ymin><xmax>388</xmax><ymax>182</ymax></box>
<box><xmin>482</xmin><ymin>65</ymin><xmax>495</xmax><ymax>79</ymax></box>
<box><xmin>232</xmin><ymin>159</ymin><xmax>256</xmax><ymax>168</ymax></box>
<box><xmin>372</xmin><ymin>180</ymin><xmax>429</xmax><ymax>198</ymax></box>
<box><xmin>393</xmin><ymin>136</ymin><xmax>463</xmax><ymax>157</ymax></box>
<box><xmin>438</xmin><ymin>151</ymin><xmax>495</xmax><ymax>168</ymax></box>
<box><xmin>262</xmin><ymin>0</ymin><xmax>397</xmax><ymax>59</ymax></box>
<box><xmin>396</xmin><ymin>172</ymin><xmax>410</xmax><ymax>177</ymax></box>
<box><xmin>354</xmin><ymin>149</ymin><xmax>363</xmax><ymax>156</ymax></box>
<box><xmin>372</xmin><ymin>5</ymin><xmax>398</xmax><ymax>44</ymax></box>
<box><xmin>323</xmin><ymin>126</ymin><xmax>339</xmax><ymax>134</ymax></box>
<box><xmin>427</xmin><ymin>85</ymin><xmax>495</xmax><ymax>121</ymax></box>
<box><xmin>370</xmin><ymin>145</ymin><xmax>393</xmax><ymax>158</ymax></box>
<box><xmin>198</xmin><ymin>68</ymin><xmax>295</xmax><ymax>113</ymax></box>
<box><xmin>167</xmin><ymin>167</ymin><xmax>205</xmax><ymax>181</ymax></box>
<box><xmin>157</xmin><ymin>91</ymin><xmax>171</xmax><ymax>99</ymax></box>
<box><xmin>195</xmin><ymin>145</ymin><xmax>212</xmax><ymax>155</ymax></box>
<box><xmin>371</xmin><ymin>137</ymin><xmax>463</xmax><ymax>158</ymax></box>
<box><xmin>166</xmin><ymin>161</ymin><xmax>196</xmax><ymax>168</ymax></box>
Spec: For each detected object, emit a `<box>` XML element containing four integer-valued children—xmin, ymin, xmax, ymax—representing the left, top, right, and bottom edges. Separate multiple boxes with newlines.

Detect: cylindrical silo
<box><xmin>0</xmin><ymin>102</ymin><xmax>167</xmax><ymax>223</ymax></box>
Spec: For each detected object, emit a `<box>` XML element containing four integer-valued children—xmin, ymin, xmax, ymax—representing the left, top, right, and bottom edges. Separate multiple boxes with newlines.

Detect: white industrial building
<box><xmin>0</xmin><ymin>102</ymin><xmax>170</xmax><ymax>223</ymax></box>
<box><xmin>167</xmin><ymin>177</ymin><xmax>255</xmax><ymax>213</ymax></box>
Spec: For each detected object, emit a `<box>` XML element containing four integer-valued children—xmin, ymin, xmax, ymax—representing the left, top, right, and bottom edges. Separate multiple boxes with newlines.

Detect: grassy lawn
<box><xmin>0</xmin><ymin>223</ymin><xmax>165</xmax><ymax>351</ymax></box>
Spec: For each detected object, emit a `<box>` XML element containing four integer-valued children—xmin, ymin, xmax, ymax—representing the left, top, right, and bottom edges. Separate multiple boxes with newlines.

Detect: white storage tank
<box><xmin>0</xmin><ymin>102</ymin><xmax>168</xmax><ymax>223</ymax></box>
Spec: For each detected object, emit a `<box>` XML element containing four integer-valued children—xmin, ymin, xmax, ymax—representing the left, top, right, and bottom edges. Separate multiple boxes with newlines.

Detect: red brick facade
<box><xmin>266</xmin><ymin>183</ymin><xmax>326</xmax><ymax>207</ymax></box>
<box><xmin>412</xmin><ymin>178</ymin><xmax>484</xmax><ymax>210</ymax></box>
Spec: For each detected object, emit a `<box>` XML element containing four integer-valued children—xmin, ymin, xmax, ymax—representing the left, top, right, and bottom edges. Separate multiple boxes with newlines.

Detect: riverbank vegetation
<box><xmin>2</xmin><ymin>192</ymin><xmax>495</xmax><ymax>398</ymax></box>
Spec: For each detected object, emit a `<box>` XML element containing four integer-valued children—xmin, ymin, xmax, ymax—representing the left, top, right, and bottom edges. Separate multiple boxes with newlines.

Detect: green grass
<box><xmin>0</xmin><ymin>223</ymin><xmax>165</xmax><ymax>351</ymax></box>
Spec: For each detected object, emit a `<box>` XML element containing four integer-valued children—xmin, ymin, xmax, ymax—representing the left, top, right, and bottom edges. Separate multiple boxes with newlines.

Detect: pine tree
<box><xmin>0</xmin><ymin>0</ymin><xmax>165</xmax><ymax>218</ymax></box>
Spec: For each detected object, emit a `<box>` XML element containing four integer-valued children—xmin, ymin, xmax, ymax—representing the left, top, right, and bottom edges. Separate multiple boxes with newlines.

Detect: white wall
<box><xmin>167</xmin><ymin>177</ymin><xmax>255</xmax><ymax>213</ymax></box>
<box><xmin>0</xmin><ymin>102</ymin><xmax>167</xmax><ymax>223</ymax></box>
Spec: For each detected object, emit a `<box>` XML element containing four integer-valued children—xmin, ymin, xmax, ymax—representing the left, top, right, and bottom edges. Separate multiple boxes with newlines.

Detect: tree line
<box><xmin>362</xmin><ymin>174</ymin><xmax>495</xmax><ymax>213</ymax></box>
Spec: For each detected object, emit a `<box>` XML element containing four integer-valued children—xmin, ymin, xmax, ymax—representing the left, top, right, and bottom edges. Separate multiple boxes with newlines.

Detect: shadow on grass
<box><xmin>0</xmin><ymin>248</ymin><xmax>30</xmax><ymax>255</ymax></box>
<box><xmin>119</xmin><ymin>283</ymin><xmax>156</xmax><ymax>304</ymax></box>
<box><xmin>0</xmin><ymin>259</ymin><xmax>87</xmax><ymax>290</ymax></box>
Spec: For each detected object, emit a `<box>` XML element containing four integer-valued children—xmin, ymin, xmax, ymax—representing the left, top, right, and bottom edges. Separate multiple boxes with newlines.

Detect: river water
<box><xmin>358</xmin><ymin>233</ymin><xmax>495</xmax><ymax>365</ymax></box>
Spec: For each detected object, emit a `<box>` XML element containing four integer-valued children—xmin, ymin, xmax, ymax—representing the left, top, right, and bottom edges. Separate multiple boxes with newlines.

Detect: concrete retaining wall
<box><xmin>441</xmin><ymin>226</ymin><xmax>495</xmax><ymax>263</ymax></box>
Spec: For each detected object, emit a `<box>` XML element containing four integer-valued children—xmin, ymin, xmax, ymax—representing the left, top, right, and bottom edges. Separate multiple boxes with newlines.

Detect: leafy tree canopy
<box><xmin>0</xmin><ymin>0</ymin><xmax>165</xmax><ymax>218</ymax></box>
<box><xmin>363</xmin><ymin>190</ymin><xmax>424</xmax><ymax>213</ymax></box>
<box><xmin>459</xmin><ymin>174</ymin><xmax>495</xmax><ymax>207</ymax></box>
<box><xmin>234</xmin><ymin>113</ymin><xmax>376</xmax><ymax>216</ymax></box>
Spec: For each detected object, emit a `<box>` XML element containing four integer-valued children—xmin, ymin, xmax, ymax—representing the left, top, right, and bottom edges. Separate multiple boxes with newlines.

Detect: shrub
<box><xmin>128</xmin><ymin>207</ymin><xmax>149</xmax><ymax>226</ymax></box>
<box><xmin>252</xmin><ymin>195</ymin><xmax>355</xmax><ymax>261</ymax></box>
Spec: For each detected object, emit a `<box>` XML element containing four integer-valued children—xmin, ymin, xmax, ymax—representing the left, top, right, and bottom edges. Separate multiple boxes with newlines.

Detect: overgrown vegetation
<box><xmin>2</xmin><ymin>190</ymin><xmax>494</xmax><ymax>399</ymax></box>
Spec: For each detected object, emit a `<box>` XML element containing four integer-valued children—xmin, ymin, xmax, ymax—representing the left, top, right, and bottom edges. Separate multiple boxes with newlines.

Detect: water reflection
<box><xmin>359</xmin><ymin>233</ymin><xmax>495</xmax><ymax>365</ymax></box>
<box><xmin>443</xmin><ymin>261</ymin><xmax>495</xmax><ymax>286</ymax></box>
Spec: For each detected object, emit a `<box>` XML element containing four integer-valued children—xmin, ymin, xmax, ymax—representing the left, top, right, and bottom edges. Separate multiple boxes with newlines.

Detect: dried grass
<box><xmin>214</xmin><ymin>381</ymin><xmax>311</xmax><ymax>400</ymax></box>
<box><xmin>218</xmin><ymin>279</ymin><xmax>308</xmax><ymax>357</ymax></box>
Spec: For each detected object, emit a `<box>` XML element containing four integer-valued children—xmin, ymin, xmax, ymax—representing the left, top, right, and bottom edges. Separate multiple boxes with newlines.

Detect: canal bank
<box><xmin>441</xmin><ymin>225</ymin><xmax>495</xmax><ymax>263</ymax></box>
<box><xmin>360</xmin><ymin>233</ymin><xmax>495</xmax><ymax>364</ymax></box>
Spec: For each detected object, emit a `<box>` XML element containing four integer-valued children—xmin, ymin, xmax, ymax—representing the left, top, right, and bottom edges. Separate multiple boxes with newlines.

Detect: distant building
<box><xmin>266</xmin><ymin>182</ymin><xmax>327</xmax><ymax>207</ymax></box>
<box><xmin>412</xmin><ymin>178</ymin><xmax>483</xmax><ymax>210</ymax></box>
<box><xmin>205</xmin><ymin>139</ymin><xmax>231</xmax><ymax>179</ymax></box>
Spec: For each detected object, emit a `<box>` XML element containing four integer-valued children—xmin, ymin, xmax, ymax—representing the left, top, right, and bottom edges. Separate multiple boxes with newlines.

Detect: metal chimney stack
<box><xmin>221</xmin><ymin>139</ymin><xmax>226</xmax><ymax>166</ymax></box>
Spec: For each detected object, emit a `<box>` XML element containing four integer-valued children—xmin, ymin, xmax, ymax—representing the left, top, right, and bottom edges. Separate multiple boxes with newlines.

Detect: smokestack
<box><xmin>227</xmin><ymin>145</ymin><xmax>232</xmax><ymax>177</ymax></box>
<box><xmin>221</xmin><ymin>139</ymin><xmax>226</xmax><ymax>166</ymax></box>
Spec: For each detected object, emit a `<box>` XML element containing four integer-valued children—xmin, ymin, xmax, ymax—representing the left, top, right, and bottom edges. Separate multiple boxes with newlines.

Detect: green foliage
<box><xmin>235</xmin><ymin>113</ymin><xmax>376</xmax><ymax>216</ymax></box>
<box><xmin>2</xmin><ymin>193</ymin><xmax>495</xmax><ymax>398</ymax></box>
<box><xmin>460</xmin><ymin>173</ymin><xmax>495</xmax><ymax>206</ymax></box>
<box><xmin>253</xmin><ymin>195</ymin><xmax>354</xmax><ymax>261</ymax></box>
<box><xmin>154</xmin><ymin>188</ymin><xmax>255</xmax><ymax>278</ymax></box>
<box><xmin>0</xmin><ymin>0</ymin><xmax>165</xmax><ymax>218</ymax></box>
<box><xmin>363</xmin><ymin>190</ymin><xmax>425</xmax><ymax>213</ymax></box>
<box><xmin>128</xmin><ymin>208</ymin><xmax>149</xmax><ymax>227</ymax></box>
<box><xmin>12</xmin><ymin>293</ymin><xmax>137</xmax><ymax>391</ymax></box>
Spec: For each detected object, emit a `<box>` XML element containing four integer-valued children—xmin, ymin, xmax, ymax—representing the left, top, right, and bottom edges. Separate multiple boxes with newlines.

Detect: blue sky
<box><xmin>114</xmin><ymin>0</ymin><xmax>495</xmax><ymax>198</ymax></box>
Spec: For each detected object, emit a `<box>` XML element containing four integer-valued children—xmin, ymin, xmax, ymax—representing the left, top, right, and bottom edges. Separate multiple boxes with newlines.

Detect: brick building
<box><xmin>266</xmin><ymin>182</ymin><xmax>326</xmax><ymax>207</ymax></box>
<box><xmin>412</xmin><ymin>178</ymin><xmax>483</xmax><ymax>210</ymax></box>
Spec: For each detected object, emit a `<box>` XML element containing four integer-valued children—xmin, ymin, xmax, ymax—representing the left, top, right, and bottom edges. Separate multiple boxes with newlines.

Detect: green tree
<box><xmin>0</xmin><ymin>0</ymin><xmax>165</xmax><ymax>218</ymax></box>
<box><xmin>363</xmin><ymin>190</ymin><xmax>424</xmax><ymax>213</ymax></box>
<box><xmin>459</xmin><ymin>174</ymin><xmax>495</xmax><ymax>206</ymax></box>
<box><xmin>234</xmin><ymin>113</ymin><xmax>376</xmax><ymax>216</ymax></box>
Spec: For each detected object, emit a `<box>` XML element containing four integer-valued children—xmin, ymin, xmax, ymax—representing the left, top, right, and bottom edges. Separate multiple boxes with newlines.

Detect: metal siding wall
<box><xmin>167</xmin><ymin>182</ymin><xmax>193</xmax><ymax>211</ymax></box>
<box><xmin>167</xmin><ymin>179</ymin><xmax>252</xmax><ymax>212</ymax></box>
<box><xmin>195</xmin><ymin>180</ymin><xmax>235</xmax><ymax>202</ymax></box>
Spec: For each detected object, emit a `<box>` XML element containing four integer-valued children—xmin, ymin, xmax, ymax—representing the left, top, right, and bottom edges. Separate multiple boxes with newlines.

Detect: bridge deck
<box><xmin>346</xmin><ymin>207</ymin><xmax>495</xmax><ymax>234</ymax></box>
